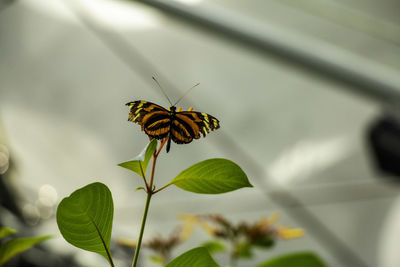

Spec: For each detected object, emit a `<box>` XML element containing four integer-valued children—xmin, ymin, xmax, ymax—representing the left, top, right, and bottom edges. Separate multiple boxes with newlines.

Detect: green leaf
<box><xmin>253</xmin><ymin>236</ymin><xmax>275</xmax><ymax>248</ymax></box>
<box><xmin>56</xmin><ymin>182</ymin><xmax>114</xmax><ymax>265</ymax></box>
<box><xmin>234</xmin><ymin>241</ymin><xmax>252</xmax><ymax>258</ymax></box>
<box><xmin>0</xmin><ymin>235</ymin><xmax>52</xmax><ymax>266</ymax></box>
<box><xmin>166</xmin><ymin>247</ymin><xmax>220</xmax><ymax>267</ymax></box>
<box><xmin>170</xmin><ymin>158</ymin><xmax>252</xmax><ymax>194</ymax></box>
<box><xmin>0</xmin><ymin>227</ymin><xmax>16</xmax><ymax>240</ymax></box>
<box><xmin>256</xmin><ymin>252</ymin><xmax>327</xmax><ymax>267</ymax></box>
<box><xmin>201</xmin><ymin>240</ymin><xmax>226</xmax><ymax>254</ymax></box>
<box><xmin>118</xmin><ymin>139</ymin><xmax>157</xmax><ymax>177</ymax></box>
<box><xmin>149</xmin><ymin>254</ymin><xmax>165</xmax><ymax>266</ymax></box>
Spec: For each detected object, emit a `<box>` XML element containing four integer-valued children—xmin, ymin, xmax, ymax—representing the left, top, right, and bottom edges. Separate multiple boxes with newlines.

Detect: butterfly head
<box><xmin>168</xmin><ymin>106</ymin><xmax>177</xmax><ymax>112</ymax></box>
<box><xmin>168</xmin><ymin>106</ymin><xmax>194</xmax><ymax>112</ymax></box>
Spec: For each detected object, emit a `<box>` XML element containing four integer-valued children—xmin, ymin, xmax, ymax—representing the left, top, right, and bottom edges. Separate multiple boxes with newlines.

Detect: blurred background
<box><xmin>1</xmin><ymin>0</ymin><xmax>400</xmax><ymax>266</ymax></box>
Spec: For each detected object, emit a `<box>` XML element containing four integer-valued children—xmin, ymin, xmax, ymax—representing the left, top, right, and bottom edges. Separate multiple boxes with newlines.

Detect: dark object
<box><xmin>368</xmin><ymin>114</ymin><xmax>400</xmax><ymax>176</ymax></box>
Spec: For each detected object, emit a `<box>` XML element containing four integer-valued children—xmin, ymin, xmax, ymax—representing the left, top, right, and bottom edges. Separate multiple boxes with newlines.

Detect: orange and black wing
<box><xmin>126</xmin><ymin>102</ymin><xmax>220</xmax><ymax>150</ymax></box>
<box><xmin>126</xmin><ymin>101</ymin><xmax>171</xmax><ymax>140</ymax></box>
<box><xmin>173</xmin><ymin>111</ymin><xmax>220</xmax><ymax>144</ymax></box>
<box><xmin>169</xmin><ymin>113</ymin><xmax>199</xmax><ymax>144</ymax></box>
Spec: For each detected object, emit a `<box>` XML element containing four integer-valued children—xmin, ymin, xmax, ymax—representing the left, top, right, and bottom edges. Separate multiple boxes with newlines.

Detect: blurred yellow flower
<box><xmin>276</xmin><ymin>225</ymin><xmax>305</xmax><ymax>240</ymax></box>
<box><xmin>116</xmin><ymin>237</ymin><xmax>136</xmax><ymax>248</ymax></box>
<box><xmin>179</xmin><ymin>214</ymin><xmax>216</xmax><ymax>240</ymax></box>
<box><xmin>199</xmin><ymin>221</ymin><xmax>216</xmax><ymax>236</ymax></box>
<box><xmin>179</xmin><ymin>214</ymin><xmax>202</xmax><ymax>241</ymax></box>
<box><xmin>256</xmin><ymin>212</ymin><xmax>280</xmax><ymax>231</ymax></box>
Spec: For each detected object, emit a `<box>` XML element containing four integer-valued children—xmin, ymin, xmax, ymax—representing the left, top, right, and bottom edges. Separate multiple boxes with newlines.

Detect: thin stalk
<box><xmin>139</xmin><ymin>162</ymin><xmax>149</xmax><ymax>191</ymax></box>
<box><xmin>149</xmin><ymin>155</ymin><xmax>157</xmax><ymax>190</ymax></box>
<box><xmin>149</xmin><ymin>137</ymin><xmax>167</xmax><ymax>189</ymax></box>
<box><xmin>131</xmin><ymin>138</ymin><xmax>168</xmax><ymax>267</ymax></box>
<box><xmin>131</xmin><ymin>191</ymin><xmax>152</xmax><ymax>267</ymax></box>
<box><xmin>155</xmin><ymin>137</ymin><xmax>168</xmax><ymax>157</ymax></box>
<box><xmin>153</xmin><ymin>183</ymin><xmax>172</xmax><ymax>194</ymax></box>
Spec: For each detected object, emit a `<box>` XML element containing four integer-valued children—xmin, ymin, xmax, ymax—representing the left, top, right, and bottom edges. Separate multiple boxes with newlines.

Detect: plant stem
<box><xmin>132</xmin><ymin>191</ymin><xmax>152</xmax><ymax>267</ymax></box>
<box><xmin>155</xmin><ymin>137</ymin><xmax>168</xmax><ymax>157</ymax></box>
<box><xmin>153</xmin><ymin>183</ymin><xmax>172</xmax><ymax>194</ymax></box>
<box><xmin>148</xmin><ymin>137</ymin><xmax>167</xmax><ymax>190</ymax></box>
<box><xmin>132</xmin><ymin>138</ymin><xmax>167</xmax><ymax>267</ymax></box>
<box><xmin>139</xmin><ymin>161</ymin><xmax>149</xmax><ymax>191</ymax></box>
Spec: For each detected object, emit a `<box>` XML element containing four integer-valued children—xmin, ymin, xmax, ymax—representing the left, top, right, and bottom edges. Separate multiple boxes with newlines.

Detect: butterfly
<box><xmin>126</xmin><ymin>78</ymin><xmax>220</xmax><ymax>152</ymax></box>
<box><xmin>126</xmin><ymin>101</ymin><xmax>220</xmax><ymax>152</ymax></box>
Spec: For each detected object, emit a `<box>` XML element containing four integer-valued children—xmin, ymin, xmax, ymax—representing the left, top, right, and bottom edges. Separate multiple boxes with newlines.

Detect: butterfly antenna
<box><xmin>152</xmin><ymin>76</ymin><xmax>173</xmax><ymax>106</ymax></box>
<box><xmin>173</xmin><ymin>82</ymin><xmax>200</xmax><ymax>106</ymax></box>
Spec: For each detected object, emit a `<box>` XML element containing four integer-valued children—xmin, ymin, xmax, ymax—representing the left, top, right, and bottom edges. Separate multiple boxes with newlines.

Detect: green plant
<box><xmin>0</xmin><ymin>227</ymin><xmax>51</xmax><ymax>266</ymax></box>
<box><xmin>257</xmin><ymin>252</ymin><xmax>327</xmax><ymax>267</ymax></box>
<box><xmin>55</xmin><ymin>98</ymin><xmax>327</xmax><ymax>266</ymax></box>
<box><xmin>56</xmin><ymin>138</ymin><xmax>252</xmax><ymax>267</ymax></box>
<box><xmin>179</xmin><ymin>213</ymin><xmax>306</xmax><ymax>267</ymax></box>
<box><xmin>117</xmin><ymin>212</ymin><xmax>308</xmax><ymax>267</ymax></box>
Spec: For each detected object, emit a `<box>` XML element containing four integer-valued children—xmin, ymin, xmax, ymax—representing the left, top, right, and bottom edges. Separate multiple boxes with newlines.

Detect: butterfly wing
<box><xmin>126</xmin><ymin>101</ymin><xmax>167</xmax><ymax>124</ymax></box>
<box><xmin>126</xmin><ymin>101</ymin><xmax>171</xmax><ymax>139</ymax></box>
<box><xmin>126</xmin><ymin>102</ymin><xmax>220</xmax><ymax>149</ymax></box>
<box><xmin>177</xmin><ymin>111</ymin><xmax>220</xmax><ymax>138</ymax></box>
<box><xmin>170</xmin><ymin>113</ymin><xmax>199</xmax><ymax>144</ymax></box>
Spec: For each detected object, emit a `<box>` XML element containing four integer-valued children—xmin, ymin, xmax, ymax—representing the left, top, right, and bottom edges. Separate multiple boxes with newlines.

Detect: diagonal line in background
<box><xmin>133</xmin><ymin>0</ymin><xmax>400</xmax><ymax>108</ymax></box>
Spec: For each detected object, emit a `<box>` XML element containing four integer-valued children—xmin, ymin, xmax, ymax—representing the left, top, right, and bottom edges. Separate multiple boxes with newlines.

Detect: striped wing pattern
<box><xmin>126</xmin><ymin>100</ymin><xmax>220</xmax><ymax>150</ymax></box>
<box><xmin>176</xmin><ymin>111</ymin><xmax>220</xmax><ymax>140</ymax></box>
<box><xmin>126</xmin><ymin>100</ymin><xmax>167</xmax><ymax>126</ymax></box>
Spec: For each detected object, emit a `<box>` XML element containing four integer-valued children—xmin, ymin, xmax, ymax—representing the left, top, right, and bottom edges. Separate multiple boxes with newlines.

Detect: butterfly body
<box><xmin>126</xmin><ymin>100</ymin><xmax>220</xmax><ymax>152</ymax></box>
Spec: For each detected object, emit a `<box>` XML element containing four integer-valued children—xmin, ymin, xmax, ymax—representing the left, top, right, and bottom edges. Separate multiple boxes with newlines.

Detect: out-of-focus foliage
<box><xmin>165</xmin><ymin>247</ymin><xmax>220</xmax><ymax>267</ymax></box>
<box><xmin>0</xmin><ymin>227</ymin><xmax>51</xmax><ymax>266</ymax></box>
<box><xmin>257</xmin><ymin>251</ymin><xmax>327</xmax><ymax>267</ymax></box>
